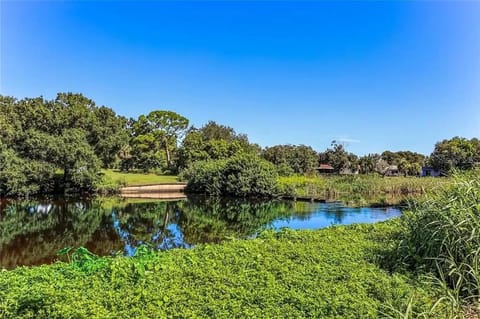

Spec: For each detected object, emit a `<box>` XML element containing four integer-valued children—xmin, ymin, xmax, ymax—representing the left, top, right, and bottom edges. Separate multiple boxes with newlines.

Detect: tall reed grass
<box><xmin>392</xmin><ymin>170</ymin><xmax>480</xmax><ymax>318</ymax></box>
<box><xmin>277</xmin><ymin>174</ymin><xmax>449</xmax><ymax>206</ymax></box>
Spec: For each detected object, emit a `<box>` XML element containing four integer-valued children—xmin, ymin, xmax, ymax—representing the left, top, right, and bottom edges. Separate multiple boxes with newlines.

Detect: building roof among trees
<box><xmin>317</xmin><ymin>164</ymin><xmax>334</xmax><ymax>170</ymax></box>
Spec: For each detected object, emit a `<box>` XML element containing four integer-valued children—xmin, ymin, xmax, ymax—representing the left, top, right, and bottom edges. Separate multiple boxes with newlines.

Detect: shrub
<box><xmin>180</xmin><ymin>159</ymin><xmax>228</xmax><ymax>196</ymax></box>
<box><xmin>180</xmin><ymin>153</ymin><xmax>279</xmax><ymax>197</ymax></box>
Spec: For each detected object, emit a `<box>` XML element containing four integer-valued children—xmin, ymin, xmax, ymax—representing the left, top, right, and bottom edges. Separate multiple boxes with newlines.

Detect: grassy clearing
<box><xmin>96</xmin><ymin>169</ymin><xmax>179</xmax><ymax>193</ymax></box>
<box><xmin>0</xmin><ymin>222</ymin><xmax>443</xmax><ymax>319</ymax></box>
<box><xmin>102</xmin><ymin>169</ymin><xmax>179</xmax><ymax>186</ymax></box>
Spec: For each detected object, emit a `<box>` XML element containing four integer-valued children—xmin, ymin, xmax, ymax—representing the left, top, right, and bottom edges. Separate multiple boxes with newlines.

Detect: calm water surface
<box><xmin>0</xmin><ymin>196</ymin><xmax>401</xmax><ymax>269</ymax></box>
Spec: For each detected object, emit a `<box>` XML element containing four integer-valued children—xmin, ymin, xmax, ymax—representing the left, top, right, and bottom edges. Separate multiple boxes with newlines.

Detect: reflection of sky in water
<box><xmin>112</xmin><ymin>209</ymin><xmax>190</xmax><ymax>256</ymax></box>
<box><xmin>111</xmin><ymin>210</ymin><xmax>136</xmax><ymax>256</ymax></box>
<box><xmin>159</xmin><ymin>223</ymin><xmax>191</xmax><ymax>250</ymax></box>
<box><xmin>272</xmin><ymin>203</ymin><xmax>401</xmax><ymax>230</ymax></box>
<box><xmin>113</xmin><ymin>202</ymin><xmax>401</xmax><ymax>255</ymax></box>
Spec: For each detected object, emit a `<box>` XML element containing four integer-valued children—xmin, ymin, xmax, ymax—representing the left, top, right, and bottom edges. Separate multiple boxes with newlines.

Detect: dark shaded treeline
<box><xmin>1</xmin><ymin>92</ymin><xmax>479</xmax><ymax>196</ymax></box>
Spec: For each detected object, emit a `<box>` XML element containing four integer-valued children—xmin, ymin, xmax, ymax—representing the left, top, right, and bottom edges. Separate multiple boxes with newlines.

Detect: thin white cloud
<box><xmin>336</xmin><ymin>138</ymin><xmax>360</xmax><ymax>144</ymax></box>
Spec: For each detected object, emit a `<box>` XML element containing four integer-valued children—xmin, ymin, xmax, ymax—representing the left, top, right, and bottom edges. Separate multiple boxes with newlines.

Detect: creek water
<box><xmin>0</xmin><ymin>196</ymin><xmax>401</xmax><ymax>269</ymax></box>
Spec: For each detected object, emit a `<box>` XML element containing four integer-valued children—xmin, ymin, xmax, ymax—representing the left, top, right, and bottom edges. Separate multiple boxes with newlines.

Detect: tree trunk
<box><xmin>165</xmin><ymin>142</ymin><xmax>171</xmax><ymax>167</ymax></box>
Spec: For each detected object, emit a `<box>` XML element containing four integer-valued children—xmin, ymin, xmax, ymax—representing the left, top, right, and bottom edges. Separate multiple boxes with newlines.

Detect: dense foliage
<box><xmin>180</xmin><ymin>153</ymin><xmax>279</xmax><ymax>197</ymax></box>
<box><xmin>393</xmin><ymin>170</ymin><xmax>480</xmax><ymax>310</ymax></box>
<box><xmin>381</xmin><ymin>151</ymin><xmax>425</xmax><ymax>176</ymax></box>
<box><xmin>318</xmin><ymin>141</ymin><xmax>359</xmax><ymax>173</ymax></box>
<box><xmin>429</xmin><ymin>137</ymin><xmax>480</xmax><ymax>172</ymax></box>
<box><xmin>1</xmin><ymin>92</ymin><xmax>478</xmax><ymax>197</ymax></box>
<box><xmin>0</xmin><ymin>223</ymin><xmax>444</xmax><ymax>318</ymax></box>
<box><xmin>261</xmin><ymin>144</ymin><xmax>318</xmax><ymax>175</ymax></box>
<box><xmin>0</xmin><ymin>94</ymin><xmax>128</xmax><ymax>195</ymax></box>
<box><xmin>120</xmin><ymin>111</ymin><xmax>189</xmax><ymax>173</ymax></box>
<box><xmin>176</xmin><ymin>121</ymin><xmax>260</xmax><ymax>171</ymax></box>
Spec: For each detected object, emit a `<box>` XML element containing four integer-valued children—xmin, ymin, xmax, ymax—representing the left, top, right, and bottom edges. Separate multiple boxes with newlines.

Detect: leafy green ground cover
<box><xmin>0</xmin><ymin>222</ymin><xmax>442</xmax><ymax>319</ymax></box>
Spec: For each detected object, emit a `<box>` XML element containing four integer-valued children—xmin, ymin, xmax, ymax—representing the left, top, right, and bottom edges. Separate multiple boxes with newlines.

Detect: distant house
<box><xmin>383</xmin><ymin>165</ymin><xmax>400</xmax><ymax>177</ymax></box>
<box><xmin>420</xmin><ymin>166</ymin><xmax>442</xmax><ymax>177</ymax></box>
<box><xmin>316</xmin><ymin>164</ymin><xmax>335</xmax><ymax>174</ymax></box>
<box><xmin>339</xmin><ymin>167</ymin><xmax>359</xmax><ymax>175</ymax></box>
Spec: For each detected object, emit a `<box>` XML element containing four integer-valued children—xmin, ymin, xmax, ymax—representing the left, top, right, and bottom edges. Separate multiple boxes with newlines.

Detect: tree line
<box><xmin>1</xmin><ymin>92</ymin><xmax>479</xmax><ymax>196</ymax></box>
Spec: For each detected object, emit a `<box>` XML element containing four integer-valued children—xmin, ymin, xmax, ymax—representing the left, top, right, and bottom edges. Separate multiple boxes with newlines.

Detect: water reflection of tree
<box><xmin>102</xmin><ymin>196</ymin><xmax>300</xmax><ymax>251</ymax></box>
<box><xmin>1</xmin><ymin>196</ymin><xmax>300</xmax><ymax>269</ymax></box>
<box><xmin>324</xmin><ymin>206</ymin><xmax>347</xmax><ymax>224</ymax></box>
<box><xmin>176</xmin><ymin>196</ymin><xmax>297</xmax><ymax>244</ymax></box>
<box><xmin>111</xmin><ymin>201</ymin><xmax>186</xmax><ymax>252</ymax></box>
<box><xmin>0</xmin><ymin>198</ymin><xmax>111</xmax><ymax>268</ymax></box>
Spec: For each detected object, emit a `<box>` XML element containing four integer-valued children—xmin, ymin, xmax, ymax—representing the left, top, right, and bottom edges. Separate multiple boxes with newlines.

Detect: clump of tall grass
<box><xmin>277</xmin><ymin>175</ymin><xmax>325</xmax><ymax>198</ymax></box>
<box><xmin>394</xmin><ymin>170</ymin><xmax>480</xmax><ymax>317</ymax></box>
<box><xmin>277</xmin><ymin>174</ymin><xmax>449</xmax><ymax>206</ymax></box>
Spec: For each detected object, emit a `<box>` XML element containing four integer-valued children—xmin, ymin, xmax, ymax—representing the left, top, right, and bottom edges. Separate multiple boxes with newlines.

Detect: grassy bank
<box><xmin>102</xmin><ymin>169</ymin><xmax>178</xmax><ymax>185</ymax></box>
<box><xmin>97</xmin><ymin>169</ymin><xmax>179</xmax><ymax>193</ymax></box>
<box><xmin>0</xmin><ymin>222</ymin><xmax>443</xmax><ymax>318</ymax></box>
<box><xmin>278</xmin><ymin>174</ymin><xmax>451</xmax><ymax>206</ymax></box>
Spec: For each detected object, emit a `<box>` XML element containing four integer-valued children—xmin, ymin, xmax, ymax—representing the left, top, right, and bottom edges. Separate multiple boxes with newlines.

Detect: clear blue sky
<box><xmin>1</xmin><ymin>1</ymin><xmax>479</xmax><ymax>155</ymax></box>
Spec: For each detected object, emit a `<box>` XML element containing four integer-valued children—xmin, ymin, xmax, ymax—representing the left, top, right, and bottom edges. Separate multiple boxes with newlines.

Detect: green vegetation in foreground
<box><xmin>391</xmin><ymin>169</ymin><xmax>480</xmax><ymax>315</ymax></box>
<box><xmin>0</xmin><ymin>222</ymin><xmax>443</xmax><ymax>319</ymax></box>
<box><xmin>1</xmin><ymin>171</ymin><xmax>478</xmax><ymax>318</ymax></box>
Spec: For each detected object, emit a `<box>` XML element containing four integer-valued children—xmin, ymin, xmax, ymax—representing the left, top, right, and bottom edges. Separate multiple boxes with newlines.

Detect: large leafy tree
<box><xmin>90</xmin><ymin>107</ymin><xmax>129</xmax><ymax>168</ymax></box>
<box><xmin>122</xmin><ymin>111</ymin><xmax>189</xmax><ymax>172</ymax></box>
<box><xmin>53</xmin><ymin>93</ymin><xmax>129</xmax><ymax>167</ymax></box>
<box><xmin>146</xmin><ymin>110</ymin><xmax>189</xmax><ymax>167</ymax></box>
<box><xmin>54</xmin><ymin>129</ymin><xmax>102</xmax><ymax>191</ymax></box>
<box><xmin>380</xmin><ymin>150</ymin><xmax>425</xmax><ymax>176</ymax></box>
<box><xmin>429</xmin><ymin>137</ymin><xmax>480</xmax><ymax>172</ymax></box>
<box><xmin>318</xmin><ymin>141</ymin><xmax>358</xmax><ymax>173</ymax></box>
<box><xmin>176</xmin><ymin>121</ymin><xmax>259</xmax><ymax>171</ymax></box>
<box><xmin>262</xmin><ymin>144</ymin><xmax>318</xmax><ymax>175</ymax></box>
<box><xmin>0</xmin><ymin>93</ymin><xmax>125</xmax><ymax>195</ymax></box>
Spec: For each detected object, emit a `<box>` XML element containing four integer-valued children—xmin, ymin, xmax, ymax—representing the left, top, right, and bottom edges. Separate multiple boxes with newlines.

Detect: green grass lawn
<box><xmin>101</xmin><ymin>169</ymin><xmax>179</xmax><ymax>186</ymax></box>
<box><xmin>0</xmin><ymin>222</ymin><xmax>444</xmax><ymax>319</ymax></box>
